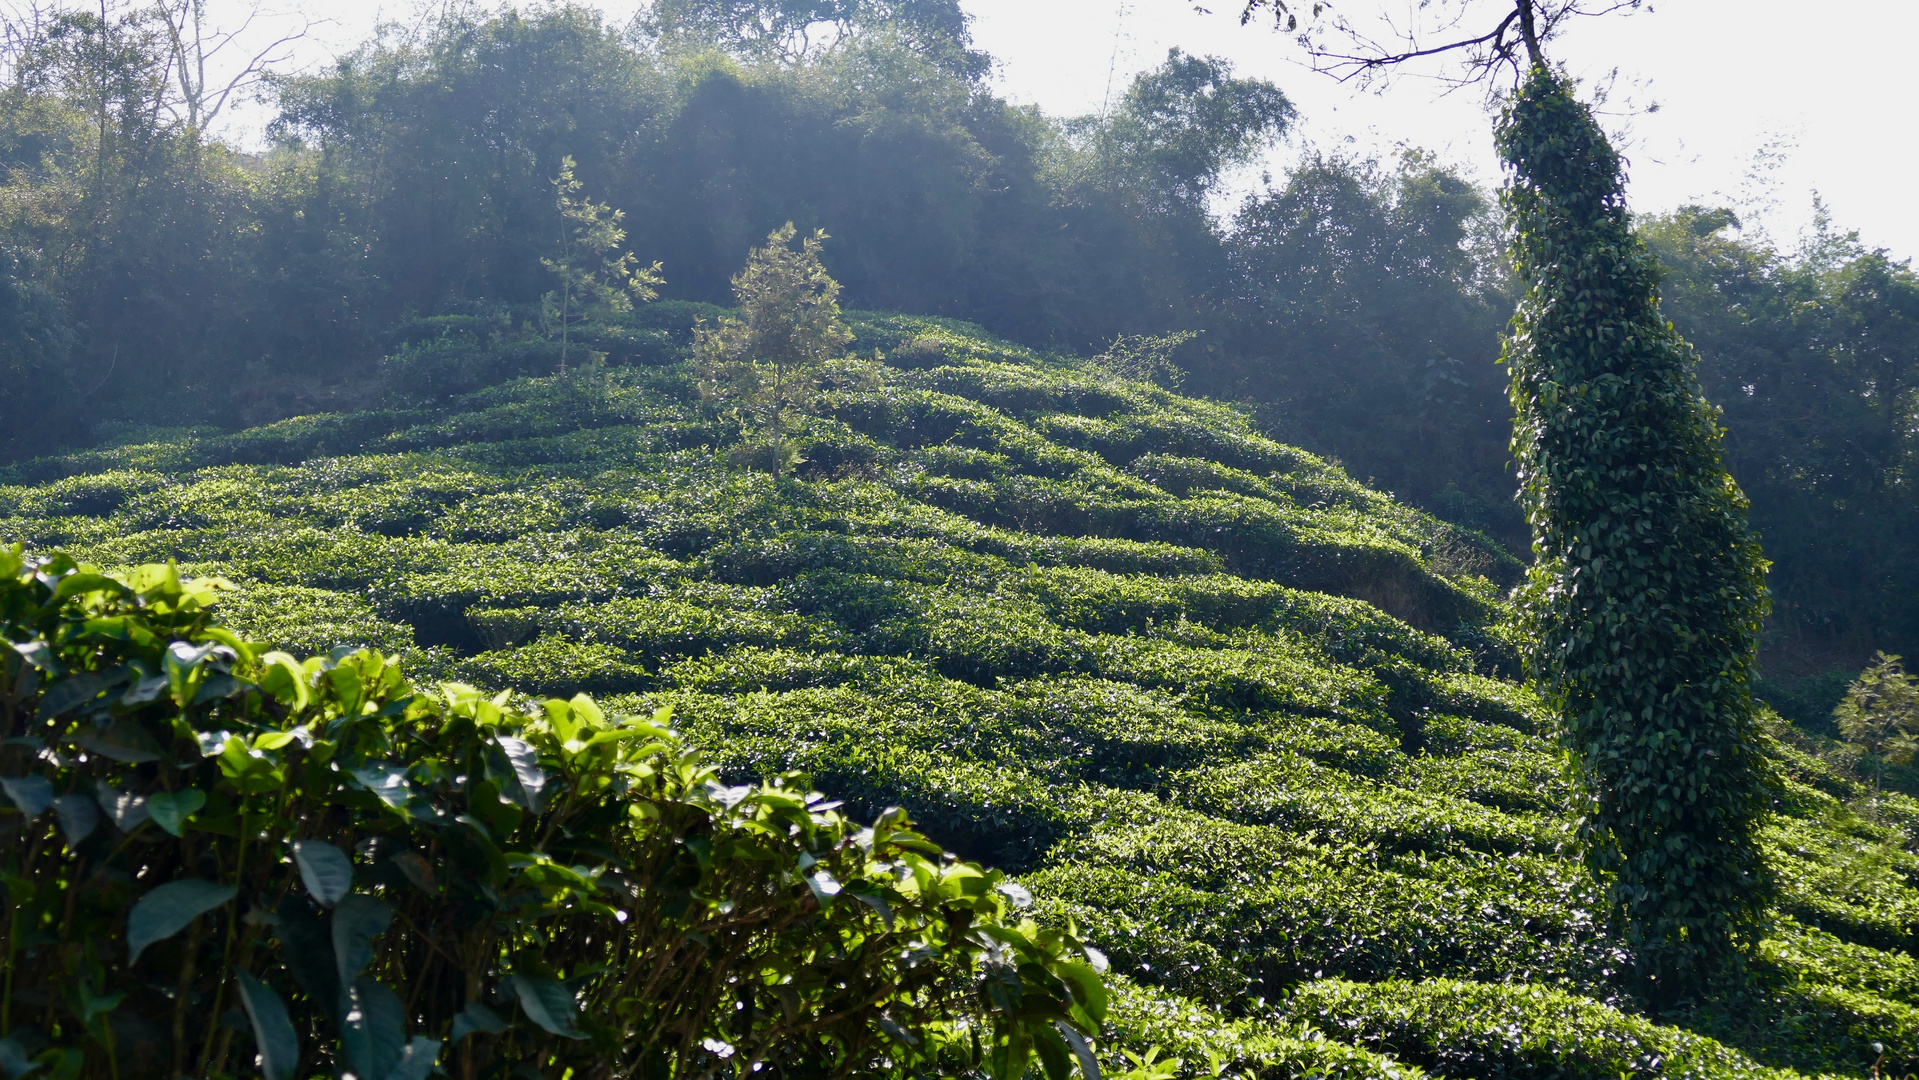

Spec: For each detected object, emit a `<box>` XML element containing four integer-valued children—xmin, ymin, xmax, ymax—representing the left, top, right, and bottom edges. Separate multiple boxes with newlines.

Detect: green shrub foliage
<box><xmin>1498</xmin><ymin>68</ymin><xmax>1773</xmax><ymax>989</ymax></box>
<box><xmin>0</xmin><ymin>548</ymin><xmax>1107</xmax><ymax>1079</ymax></box>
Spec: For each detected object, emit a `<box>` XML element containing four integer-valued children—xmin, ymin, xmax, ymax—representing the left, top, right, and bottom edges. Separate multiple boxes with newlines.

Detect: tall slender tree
<box><xmin>1225</xmin><ymin>0</ymin><xmax>1774</xmax><ymax>994</ymax></box>
<box><xmin>1498</xmin><ymin>63</ymin><xmax>1771</xmax><ymax>995</ymax></box>
<box><xmin>541</xmin><ymin>155</ymin><xmax>662</xmax><ymax>376</ymax></box>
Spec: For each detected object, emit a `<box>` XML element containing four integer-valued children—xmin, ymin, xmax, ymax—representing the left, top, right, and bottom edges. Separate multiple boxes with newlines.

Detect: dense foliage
<box><xmin>1640</xmin><ymin>210</ymin><xmax>1919</xmax><ymax>679</ymax></box>
<box><xmin>1498</xmin><ymin>67</ymin><xmax>1772</xmax><ymax>991</ymax></box>
<box><xmin>1</xmin><ymin>1</ymin><xmax>1916</xmax><ymax>679</ymax></box>
<box><xmin>0</xmin><ymin>546</ymin><xmax>1109</xmax><ymax>1079</ymax></box>
<box><xmin>6</xmin><ymin>308</ymin><xmax>1919</xmax><ymax>1078</ymax></box>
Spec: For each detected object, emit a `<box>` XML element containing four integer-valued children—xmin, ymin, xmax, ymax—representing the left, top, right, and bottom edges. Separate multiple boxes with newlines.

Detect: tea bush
<box><xmin>1290</xmin><ymin>979</ymin><xmax>1794</xmax><ymax>1080</ymax></box>
<box><xmin>5</xmin><ymin>310</ymin><xmax>1918</xmax><ymax>1079</ymax></box>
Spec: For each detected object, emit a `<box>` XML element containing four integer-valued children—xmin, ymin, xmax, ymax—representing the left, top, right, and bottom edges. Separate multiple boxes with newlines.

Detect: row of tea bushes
<box><xmin>5</xmin><ymin>310</ymin><xmax>1917</xmax><ymax>1078</ymax></box>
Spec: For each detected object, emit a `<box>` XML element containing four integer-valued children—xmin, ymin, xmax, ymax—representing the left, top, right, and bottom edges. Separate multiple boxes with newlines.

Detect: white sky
<box><xmin>206</xmin><ymin>0</ymin><xmax>1918</xmax><ymax>262</ymax></box>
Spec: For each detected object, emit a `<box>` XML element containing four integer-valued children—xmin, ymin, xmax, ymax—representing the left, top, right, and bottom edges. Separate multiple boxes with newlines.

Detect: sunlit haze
<box><xmin>204</xmin><ymin>0</ymin><xmax>1919</xmax><ymax>261</ymax></box>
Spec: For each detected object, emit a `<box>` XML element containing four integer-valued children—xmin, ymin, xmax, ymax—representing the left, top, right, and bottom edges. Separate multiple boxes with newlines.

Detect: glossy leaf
<box><xmin>340</xmin><ymin>977</ymin><xmax>407</xmax><ymax>1080</ymax></box>
<box><xmin>145</xmin><ymin>789</ymin><xmax>205</xmax><ymax>837</ymax></box>
<box><xmin>492</xmin><ymin>736</ymin><xmax>549</xmax><ymax>813</ymax></box>
<box><xmin>94</xmin><ymin>784</ymin><xmax>148</xmax><ymax>832</ymax></box>
<box><xmin>292</xmin><ymin>841</ymin><xmax>353</xmax><ymax>907</ymax></box>
<box><xmin>127</xmin><ymin>879</ymin><xmax>237</xmax><ymax>964</ymax></box>
<box><xmin>450</xmin><ymin>1001</ymin><xmax>507</xmax><ymax>1043</ymax></box>
<box><xmin>331</xmin><ymin>894</ymin><xmax>393</xmax><ymax>988</ymax></box>
<box><xmin>50</xmin><ymin>794</ymin><xmax>97</xmax><ymax>847</ymax></box>
<box><xmin>510</xmin><ymin>974</ymin><xmax>584</xmax><ymax>1039</ymax></box>
<box><xmin>0</xmin><ymin>775</ymin><xmax>53</xmax><ymax>819</ymax></box>
<box><xmin>234</xmin><ymin>971</ymin><xmax>301</xmax><ymax>1080</ymax></box>
<box><xmin>74</xmin><ymin>717</ymin><xmax>164</xmax><ymax>764</ymax></box>
<box><xmin>388</xmin><ymin>1037</ymin><xmax>440</xmax><ymax>1080</ymax></box>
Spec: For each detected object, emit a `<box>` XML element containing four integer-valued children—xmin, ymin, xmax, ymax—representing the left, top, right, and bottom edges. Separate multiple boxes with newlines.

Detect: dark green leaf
<box><xmin>849</xmin><ymin>890</ymin><xmax>894</xmax><ymax>930</ymax></box>
<box><xmin>450</xmin><ymin>1001</ymin><xmax>507</xmax><ymax>1043</ymax></box>
<box><xmin>35</xmin><ymin>668</ymin><xmax>124</xmax><ymax>720</ymax></box>
<box><xmin>1056</xmin><ymin>1022</ymin><xmax>1100</xmax><ymax>1080</ymax></box>
<box><xmin>0</xmin><ymin>1033</ymin><xmax>38</xmax><ymax>1079</ymax></box>
<box><xmin>127</xmin><ymin>879</ymin><xmax>237</xmax><ymax>964</ymax></box>
<box><xmin>293</xmin><ymin>841</ymin><xmax>353</xmax><ymax>907</ymax></box>
<box><xmin>330</xmin><ymin>894</ymin><xmax>392</xmax><ymax>988</ymax></box>
<box><xmin>490</xmin><ymin>737</ymin><xmax>548</xmax><ymax>813</ymax></box>
<box><xmin>1033</xmin><ymin>1024</ymin><xmax>1071</xmax><ymax>1080</ymax></box>
<box><xmin>146</xmin><ymin>789</ymin><xmax>205</xmax><ymax>837</ymax></box>
<box><xmin>0</xmin><ymin>775</ymin><xmax>53</xmax><ymax>819</ymax></box>
<box><xmin>94</xmin><ymin>784</ymin><xmax>148</xmax><ymax>832</ymax></box>
<box><xmin>271</xmin><ymin>898</ymin><xmax>341</xmax><ymax>1029</ymax></box>
<box><xmin>234</xmin><ymin>971</ymin><xmax>300</xmax><ymax>1080</ymax></box>
<box><xmin>388</xmin><ymin>1037</ymin><xmax>439</xmax><ymax>1080</ymax></box>
<box><xmin>510</xmin><ymin>974</ymin><xmax>583</xmax><ymax>1039</ymax></box>
<box><xmin>51</xmin><ymin>794</ymin><xmax>97</xmax><ymax>847</ymax></box>
<box><xmin>875</xmin><ymin>1015</ymin><xmax>918</xmax><ymax>1047</ymax></box>
<box><xmin>75</xmin><ymin>717</ymin><xmax>164</xmax><ymax>764</ymax></box>
<box><xmin>340</xmin><ymin>977</ymin><xmax>406</xmax><ymax>1080</ymax></box>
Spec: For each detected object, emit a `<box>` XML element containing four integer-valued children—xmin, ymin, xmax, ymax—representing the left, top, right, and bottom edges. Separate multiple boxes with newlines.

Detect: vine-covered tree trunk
<box><xmin>1497</xmin><ymin>67</ymin><xmax>1772</xmax><ymax>995</ymax></box>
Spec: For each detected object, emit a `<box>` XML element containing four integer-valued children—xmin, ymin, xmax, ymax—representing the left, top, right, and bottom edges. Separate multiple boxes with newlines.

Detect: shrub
<box><xmin>1290</xmin><ymin>979</ymin><xmax>1791</xmax><ymax>1080</ymax></box>
<box><xmin>0</xmin><ymin>549</ymin><xmax>1107</xmax><ymax>1079</ymax></box>
<box><xmin>1103</xmin><ymin>979</ymin><xmax>1425</xmax><ymax>1080</ymax></box>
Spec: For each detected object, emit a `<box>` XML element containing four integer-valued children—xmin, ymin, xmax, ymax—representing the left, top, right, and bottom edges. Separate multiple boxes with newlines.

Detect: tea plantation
<box><xmin>5</xmin><ymin>308</ymin><xmax>1916</xmax><ymax>1079</ymax></box>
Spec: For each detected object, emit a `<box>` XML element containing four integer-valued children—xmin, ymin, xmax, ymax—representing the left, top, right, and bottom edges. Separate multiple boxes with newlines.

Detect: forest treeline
<box><xmin>0</xmin><ymin>0</ymin><xmax>1914</xmax><ymax>691</ymax></box>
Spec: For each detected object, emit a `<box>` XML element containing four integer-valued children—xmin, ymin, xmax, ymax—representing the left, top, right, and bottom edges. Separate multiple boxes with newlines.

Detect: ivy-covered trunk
<box><xmin>1497</xmin><ymin>67</ymin><xmax>1772</xmax><ymax>995</ymax></box>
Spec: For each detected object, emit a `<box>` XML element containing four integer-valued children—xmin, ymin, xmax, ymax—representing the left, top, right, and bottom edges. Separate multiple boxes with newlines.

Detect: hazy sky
<box><xmin>207</xmin><ymin>0</ymin><xmax>1917</xmax><ymax>261</ymax></box>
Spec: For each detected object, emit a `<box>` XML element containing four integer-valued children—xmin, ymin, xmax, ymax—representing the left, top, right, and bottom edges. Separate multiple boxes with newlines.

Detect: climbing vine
<box><xmin>1497</xmin><ymin>66</ymin><xmax>1773</xmax><ymax>994</ymax></box>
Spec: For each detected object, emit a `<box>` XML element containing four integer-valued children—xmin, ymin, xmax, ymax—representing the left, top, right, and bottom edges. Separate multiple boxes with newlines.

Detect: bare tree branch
<box><xmin>149</xmin><ymin>0</ymin><xmax>318</xmax><ymax>132</ymax></box>
<box><xmin>1195</xmin><ymin>0</ymin><xmax>1649</xmax><ymax>88</ymax></box>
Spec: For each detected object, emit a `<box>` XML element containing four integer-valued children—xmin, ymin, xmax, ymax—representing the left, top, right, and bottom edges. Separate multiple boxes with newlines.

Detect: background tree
<box><xmin>1643</xmin><ymin>208</ymin><xmax>1919</xmax><ymax>677</ymax></box>
<box><xmin>541</xmin><ymin>154</ymin><xmax>662</xmax><ymax>375</ymax></box>
<box><xmin>1834</xmin><ymin>653</ymin><xmax>1919</xmax><ymax>788</ymax></box>
<box><xmin>1215</xmin><ymin>151</ymin><xmax>1516</xmax><ymax>541</ymax></box>
<box><xmin>647</xmin><ymin>0</ymin><xmax>985</xmax><ymax>77</ymax></box>
<box><xmin>694</xmin><ymin>222</ymin><xmax>853</xmax><ymax>474</ymax></box>
<box><xmin>3</xmin><ymin>0</ymin><xmax>1916</xmax><ymax>714</ymax></box>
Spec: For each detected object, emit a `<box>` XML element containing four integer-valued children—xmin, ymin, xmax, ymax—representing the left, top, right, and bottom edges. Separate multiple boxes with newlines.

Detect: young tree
<box><xmin>1083</xmin><ymin>330</ymin><xmax>1197</xmax><ymax>387</ymax></box>
<box><xmin>542</xmin><ymin>155</ymin><xmax>662</xmax><ymax>375</ymax></box>
<box><xmin>694</xmin><ymin>222</ymin><xmax>853</xmax><ymax>474</ymax></box>
<box><xmin>1835</xmin><ymin>654</ymin><xmax>1919</xmax><ymax>787</ymax></box>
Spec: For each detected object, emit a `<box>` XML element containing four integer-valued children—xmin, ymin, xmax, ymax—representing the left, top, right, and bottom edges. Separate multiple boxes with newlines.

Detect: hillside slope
<box><xmin>5</xmin><ymin>311</ymin><xmax>1917</xmax><ymax>1079</ymax></box>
